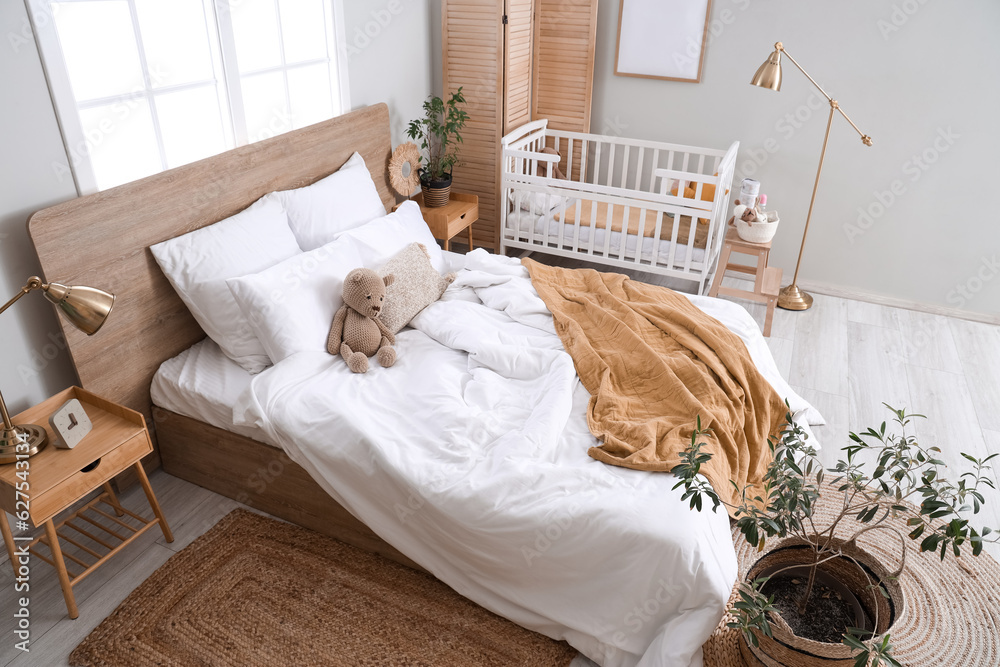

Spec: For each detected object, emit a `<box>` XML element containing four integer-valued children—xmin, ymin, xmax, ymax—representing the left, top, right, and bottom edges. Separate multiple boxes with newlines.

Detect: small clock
<box><xmin>48</xmin><ymin>398</ymin><xmax>93</xmax><ymax>449</ymax></box>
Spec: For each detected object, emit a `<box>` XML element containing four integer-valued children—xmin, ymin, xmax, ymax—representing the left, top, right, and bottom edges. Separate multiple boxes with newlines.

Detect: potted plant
<box><xmin>405</xmin><ymin>88</ymin><xmax>469</xmax><ymax>208</ymax></box>
<box><xmin>672</xmin><ymin>406</ymin><xmax>998</xmax><ymax>667</ymax></box>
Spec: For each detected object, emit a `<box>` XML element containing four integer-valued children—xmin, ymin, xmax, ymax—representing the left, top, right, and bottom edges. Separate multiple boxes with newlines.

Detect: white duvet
<box><xmin>233</xmin><ymin>250</ymin><xmax>822</xmax><ymax>667</ymax></box>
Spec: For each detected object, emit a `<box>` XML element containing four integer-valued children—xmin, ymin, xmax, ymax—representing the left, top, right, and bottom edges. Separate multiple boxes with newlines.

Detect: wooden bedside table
<box><xmin>396</xmin><ymin>191</ymin><xmax>479</xmax><ymax>252</ymax></box>
<box><xmin>0</xmin><ymin>386</ymin><xmax>172</xmax><ymax>619</ymax></box>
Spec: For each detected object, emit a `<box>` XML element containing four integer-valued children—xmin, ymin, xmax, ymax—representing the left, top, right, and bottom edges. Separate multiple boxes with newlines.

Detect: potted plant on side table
<box><xmin>672</xmin><ymin>406</ymin><xmax>998</xmax><ymax>667</ymax></box>
<box><xmin>406</xmin><ymin>88</ymin><xmax>469</xmax><ymax>208</ymax></box>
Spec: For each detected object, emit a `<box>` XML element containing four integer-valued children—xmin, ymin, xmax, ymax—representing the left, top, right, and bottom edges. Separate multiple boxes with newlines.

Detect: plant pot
<box><xmin>739</xmin><ymin>537</ymin><xmax>904</xmax><ymax>667</ymax></box>
<box><xmin>421</xmin><ymin>172</ymin><xmax>452</xmax><ymax>208</ymax></box>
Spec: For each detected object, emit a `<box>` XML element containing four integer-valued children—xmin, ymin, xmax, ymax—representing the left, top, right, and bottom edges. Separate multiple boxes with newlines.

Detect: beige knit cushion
<box><xmin>379</xmin><ymin>243</ymin><xmax>455</xmax><ymax>333</ymax></box>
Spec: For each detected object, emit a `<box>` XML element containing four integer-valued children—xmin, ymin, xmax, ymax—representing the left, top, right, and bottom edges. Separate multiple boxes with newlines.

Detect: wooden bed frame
<box><xmin>28</xmin><ymin>104</ymin><xmax>421</xmax><ymax>570</ymax></box>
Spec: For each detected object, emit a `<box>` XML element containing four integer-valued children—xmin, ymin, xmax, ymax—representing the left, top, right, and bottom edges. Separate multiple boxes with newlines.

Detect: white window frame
<box><xmin>26</xmin><ymin>0</ymin><xmax>351</xmax><ymax>195</ymax></box>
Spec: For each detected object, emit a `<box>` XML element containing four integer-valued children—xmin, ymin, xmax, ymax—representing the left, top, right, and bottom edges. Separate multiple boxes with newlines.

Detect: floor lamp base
<box><xmin>778</xmin><ymin>284</ymin><xmax>814</xmax><ymax>311</ymax></box>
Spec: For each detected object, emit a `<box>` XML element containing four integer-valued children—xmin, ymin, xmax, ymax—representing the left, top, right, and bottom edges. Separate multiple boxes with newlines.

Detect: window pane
<box><xmin>230</xmin><ymin>0</ymin><xmax>282</xmax><ymax>73</ymax></box>
<box><xmin>134</xmin><ymin>0</ymin><xmax>214</xmax><ymax>88</ymax></box>
<box><xmin>79</xmin><ymin>101</ymin><xmax>161</xmax><ymax>190</ymax></box>
<box><xmin>278</xmin><ymin>0</ymin><xmax>327</xmax><ymax>64</ymax></box>
<box><xmin>53</xmin><ymin>1</ymin><xmax>144</xmax><ymax>102</ymax></box>
<box><xmin>287</xmin><ymin>64</ymin><xmax>333</xmax><ymax>130</ymax></box>
<box><xmin>155</xmin><ymin>86</ymin><xmax>228</xmax><ymax>168</ymax></box>
<box><xmin>241</xmin><ymin>72</ymin><xmax>291</xmax><ymax>143</ymax></box>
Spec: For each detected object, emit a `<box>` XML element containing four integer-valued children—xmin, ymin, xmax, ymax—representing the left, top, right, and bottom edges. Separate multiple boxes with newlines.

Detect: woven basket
<box><xmin>735</xmin><ymin>216</ymin><xmax>780</xmax><ymax>244</ymax></box>
<box><xmin>739</xmin><ymin>536</ymin><xmax>902</xmax><ymax>667</ymax></box>
<box><xmin>423</xmin><ymin>183</ymin><xmax>451</xmax><ymax>208</ymax></box>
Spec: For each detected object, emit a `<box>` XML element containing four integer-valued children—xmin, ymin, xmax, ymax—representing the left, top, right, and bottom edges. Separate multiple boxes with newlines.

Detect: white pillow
<box><xmin>151</xmin><ymin>194</ymin><xmax>301</xmax><ymax>374</ymax></box>
<box><xmin>227</xmin><ymin>238</ymin><xmax>364</xmax><ymax>364</ymax></box>
<box><xmin>335</xmin><ymin>200</ymin><xmax>444</xmax><ymax>273</ymax></box>
<box><xmin>271</xmin><ymin>152</ymin><xmax>387</xmax><ymax>251</ymax></box>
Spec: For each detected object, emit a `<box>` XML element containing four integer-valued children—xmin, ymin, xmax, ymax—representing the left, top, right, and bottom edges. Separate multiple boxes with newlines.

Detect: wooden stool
<box><xmin>708</xmin><ymin>226</ymin><xmax>782</xmax><ymax>336</ymax></box>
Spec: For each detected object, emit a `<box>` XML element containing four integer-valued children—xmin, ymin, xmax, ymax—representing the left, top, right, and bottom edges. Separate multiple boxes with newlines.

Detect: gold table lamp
<box><xmin>0</xmin><ymin>277</ymin><xmax>115</xmax><ymax>464</ymax></box>
<box><xmin>750</xmin><ymin>42</ymin><xmax>873</xmax><ymax>310</ymax></box>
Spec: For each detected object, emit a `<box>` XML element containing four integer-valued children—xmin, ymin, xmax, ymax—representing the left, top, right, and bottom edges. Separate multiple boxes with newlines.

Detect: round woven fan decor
<box><xmin>702</xmin><ymin>483</ymin><xmax>1000</xmax><ymax>667</ymax></box>
<box><xmin>389</xmin><ymin>142</ymin><xmax>421</xmax><ymax>197</ymax></box>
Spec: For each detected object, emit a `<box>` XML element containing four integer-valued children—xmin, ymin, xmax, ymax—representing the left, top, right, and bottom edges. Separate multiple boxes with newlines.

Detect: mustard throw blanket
<box><xmin>524</xmin><ymin>259</ymin><xmax>785</xmax><ymax>513</ymax></box>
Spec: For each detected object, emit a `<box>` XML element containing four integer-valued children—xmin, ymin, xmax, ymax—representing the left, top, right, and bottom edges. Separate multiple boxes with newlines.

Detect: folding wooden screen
<box><xmin>442</xmin><ymin>0</ymin><xmax>599</xmax><ymax>250</ymax></box>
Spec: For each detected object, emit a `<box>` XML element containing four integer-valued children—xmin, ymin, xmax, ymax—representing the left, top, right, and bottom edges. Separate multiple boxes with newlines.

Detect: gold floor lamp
<box><xmin>0</xmin><ymin>277</ymin><xmax>115</xmax><ymax>464</ymax></box>
<box><xmin>750</xmin><ymin>42</ymin><xmax>873</xmax><ymax>310</ymax></box>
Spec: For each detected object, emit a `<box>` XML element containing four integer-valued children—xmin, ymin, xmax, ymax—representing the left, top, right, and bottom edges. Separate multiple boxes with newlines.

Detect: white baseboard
<box><xmin>795</xmin><ymin>280</ymin><xmax>1000</xmax><ymax>326</ymax></box>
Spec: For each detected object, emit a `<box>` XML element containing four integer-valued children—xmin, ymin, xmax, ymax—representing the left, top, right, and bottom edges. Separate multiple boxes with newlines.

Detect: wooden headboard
<box><xmin>29</xmin><ymin>103</ymin><xmax>394</xmax><ymax>431</ymax></box>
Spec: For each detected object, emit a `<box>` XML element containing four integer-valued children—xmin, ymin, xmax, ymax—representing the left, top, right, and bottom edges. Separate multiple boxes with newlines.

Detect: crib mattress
<box><xmin>554</xmin><ymin>201</ymin><xmax>710</xmax><ymax>249</ymax></box>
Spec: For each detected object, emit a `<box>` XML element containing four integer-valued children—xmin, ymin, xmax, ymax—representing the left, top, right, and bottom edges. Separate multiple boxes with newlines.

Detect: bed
<box><xmin>500</xmin><ymin>120</ymin><xmax>738</xmax><ymax>295</ymax></box>
<box><xmin>27</xmin><ymin>104</ymin><xmax>821</xmax><ymax>667</ymax></box>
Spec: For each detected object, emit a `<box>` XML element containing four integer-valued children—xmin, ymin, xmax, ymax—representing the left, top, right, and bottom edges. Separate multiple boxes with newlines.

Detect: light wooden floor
<box><xmin>2</xmin><ymin>277</ymin><xmax>998</xmax><ymax>665</ymax></box>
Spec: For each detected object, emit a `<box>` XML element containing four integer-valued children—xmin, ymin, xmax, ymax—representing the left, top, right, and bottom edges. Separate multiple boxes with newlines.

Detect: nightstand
<box><xmin>0</xmin><ymin>386</ymin><xmax>172</xmax><ymax>619</ymax></box>
<box><xmin>396</xmin><ymin>191</ymin><xmax>479</xmax><ymax>252</ymax></box>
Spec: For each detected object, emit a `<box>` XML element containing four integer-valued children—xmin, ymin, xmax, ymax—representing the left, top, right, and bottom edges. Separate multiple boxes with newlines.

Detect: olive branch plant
<box><xmin>671</xmin><ymin>405</ymin><xmax>999</xmax><ymax>667</ymax></box>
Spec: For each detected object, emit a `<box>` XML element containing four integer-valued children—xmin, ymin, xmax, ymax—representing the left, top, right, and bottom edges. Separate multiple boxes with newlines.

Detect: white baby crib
<box><xmin>500</xmin><ymin>120</ymin><xmax>739</xmax><ymax>295</ymax></box>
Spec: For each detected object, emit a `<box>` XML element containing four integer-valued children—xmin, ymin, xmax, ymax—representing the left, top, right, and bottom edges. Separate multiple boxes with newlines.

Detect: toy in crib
<box><xmin>538</xmin><ymin>146</ymin><xmax>567</xmax><ymax>180</ymax></box>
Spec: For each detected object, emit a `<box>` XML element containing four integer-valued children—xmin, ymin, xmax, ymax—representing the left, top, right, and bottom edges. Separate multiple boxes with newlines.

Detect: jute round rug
<box><xmin>701</xmin><ymin>484</ymin><xmax>1000</xmax><ymax>667</ymax></box>
<box><xmin>70</xmin><ymin>509</ymin><xmax>577</xmax><ymax>667</ymax></box>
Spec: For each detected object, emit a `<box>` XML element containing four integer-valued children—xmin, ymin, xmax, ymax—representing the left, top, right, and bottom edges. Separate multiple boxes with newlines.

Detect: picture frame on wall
<box><xmin>614</xmin><ymin>0</ymin><xmax>713</xmax><ymax>83</ymax></box>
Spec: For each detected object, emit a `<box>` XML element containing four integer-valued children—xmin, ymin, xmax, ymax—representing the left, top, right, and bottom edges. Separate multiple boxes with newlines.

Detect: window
<box><xmin>29</xmin><ymin>0</ymin><xmax>349</xmax><ymax>193</ymax></box>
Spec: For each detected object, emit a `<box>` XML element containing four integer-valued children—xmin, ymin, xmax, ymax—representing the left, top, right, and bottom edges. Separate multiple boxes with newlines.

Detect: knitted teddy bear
<box><xmin>327</xmin><ymin>268</ymin><xmax>397</xmax><ymax>373</ymax></box>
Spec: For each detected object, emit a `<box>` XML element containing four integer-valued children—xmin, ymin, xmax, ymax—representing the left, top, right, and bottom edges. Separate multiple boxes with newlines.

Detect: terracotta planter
<box><xmin>740</xmin><ymin>537</ymin><xmax>904</xmax><ymax>667</ymax></box>
<box><xmin>421</xmin><ymin>172</ymin><xmax>452</xmax><ymax>208</ymax></box>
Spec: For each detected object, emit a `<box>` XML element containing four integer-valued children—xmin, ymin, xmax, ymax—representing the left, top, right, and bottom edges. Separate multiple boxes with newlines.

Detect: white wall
<box><xmin>342</xmin><ymin>0</ymin><xmax>438</xmax><ymax>143</ymax></box>
<box><xmin>591</xmin><ymin>0</ymin><xmax>1000</xmax><ymax>317</ymax></box>
<box><xmin>0</xmin><ymin>0</ymin><xmax>439</xmax><ymax>412</ymax></box>
<box><xmin>0</xmin><ymin>1</ymin><xmax>80</xmax><ymax>416</ymax></box>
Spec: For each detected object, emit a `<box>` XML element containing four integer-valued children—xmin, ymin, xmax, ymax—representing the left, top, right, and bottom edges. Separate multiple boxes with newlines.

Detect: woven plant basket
<box><xmin>421</xmin><ymin>171</ymin><xmax>453</xmax><ymax>208</ymax></box>
<box><xmin>423</xmin><ymin>183</ymin><xmax>451</xmax><ymax>208</ymax></box>
<box><xmin>739</xmin><ymin>536</ymin><xmax>903</xmax><ymax>667</ymax></box>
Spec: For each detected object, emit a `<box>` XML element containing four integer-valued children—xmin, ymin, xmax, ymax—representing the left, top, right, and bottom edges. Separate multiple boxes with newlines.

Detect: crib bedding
<box><xmin>506</xmin><ymin>210</ymin><xmax>708</xmax><ymax>267</ymax></box>
<box><xmin>555</xmin><ymin>203</ymin><xmax>710</xmax><ymax>249</ymax></box>
<box><xmin>232</xmin><ymin>250</ymin><xmax>822</xmax><ymax>667</ymax></box>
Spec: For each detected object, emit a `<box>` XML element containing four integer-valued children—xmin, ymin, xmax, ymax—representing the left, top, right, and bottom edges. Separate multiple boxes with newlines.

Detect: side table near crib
<box><xmin>708</xmin><ymin>225</ymin><xmax>783</xmax><ymax>337</ymax></box>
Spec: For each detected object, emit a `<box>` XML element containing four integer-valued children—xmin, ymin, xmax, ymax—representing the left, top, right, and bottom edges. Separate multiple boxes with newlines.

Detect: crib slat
<box><xmin>593</xmin><ymin>142</ymin><xmax>601</xmax><ymax>190</ymax></box>
<box><xmin>602</xmin><ymin>201</ymin><xmax>614</xmax><ymax>258</ymax></box>
<box><xmin>580</xmin><ymin>139</ymin><xmax>589</xmax><ymax>183</ymax></box>
<box><xmin>572</xmin><ymin>197</ymin><xmax>583</xmax><ymax>251</ymax></box>
<box><xmin>650</xmin><ymin>209</ymin><xmax>665</xmax><ymax>267</ymax></box>
<box><xmin>633</xmin><ymin>206</ymin><xmax>647</xmax><ymax>265</ymax></box>
<box><xmin>620</xmin><ymin>145</ymin><xmax>630</xmax><ymax>190</ymax></box>
<box><xmin>635</xmin><ymin>147</ymin><xmax>645</xmax><ymax>192</ymax></box>
<box><xmin>567</xmin><ymin>136</ymin><xmax>574</xmax><ymax>184</ymax></box>
<box><xmin>665</xmin><ymin>165</ymin><xmax>682</xmax><ymax>269</ymax></box>
<box><xmin>606</xmin><ymin>143</ymin><xmax>615</xmax><ymax>187</ymax></box>
<box><xmin>683</xmin><ymin>212</ymin><xmax>700</xmax><ymax>274</ymax></box>
<box><xmin>588</xmin><ymin>198</ymin><xmax>599</xmax><ymax>255</ymax></box>
<box><xmin>618</xmin><ymin>206</ymin><xmax>630</xmax><ymax>261</ymax></box>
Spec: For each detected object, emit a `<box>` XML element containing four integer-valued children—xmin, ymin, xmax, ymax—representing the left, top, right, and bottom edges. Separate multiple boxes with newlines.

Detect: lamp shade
<box><xmin>42</xmin><ymin>282</ymin><xmax>115</xmax><ymax>335</ymax></box>
<box><xmin>750</xmin><ymin>49</ymin><xmax>782</xmax><ymax>91</ymax></box>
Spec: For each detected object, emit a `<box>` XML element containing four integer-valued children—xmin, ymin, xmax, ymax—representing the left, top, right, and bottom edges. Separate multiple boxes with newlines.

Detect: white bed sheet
<box><xmin>506</xmin><ymin>209</ymin><xmax>707</xmax><ymax>266</ymax></box>
<box><xmin>232</xmin><ymin>250</ymin><xmax>823</xmax><ymax>667</ymax></box>
<box><xmin>150</xmin><ymin>338</ymin><xmax>278</xmax><ymax>448</ymax></box>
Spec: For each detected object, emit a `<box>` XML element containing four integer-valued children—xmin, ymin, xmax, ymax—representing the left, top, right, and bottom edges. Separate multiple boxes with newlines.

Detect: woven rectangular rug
<box><xmin>70</xmin><ymin>509</ymin><xmax>577</xmax><ymax>667</ymax></box>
